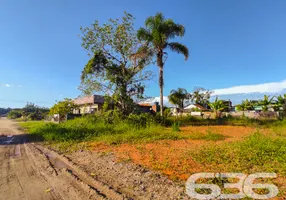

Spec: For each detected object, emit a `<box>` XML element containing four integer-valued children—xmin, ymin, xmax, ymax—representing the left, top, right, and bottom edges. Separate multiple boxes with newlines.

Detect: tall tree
<box><xmin>168</xmin><ymin>88</ymin><xmax>190</xmax><ymax>111</ymax></box>
<box><xmin>137</xmin><ymin>13</ymin><xmax>189</xmax><ymax>117</ymax></box>
<box><xmin>191</xmin><ymin>90</ymin><xmax>203</xmax><ymax>104</ymax></box>
<box><xmin>190</xmin><ymin>87</ymin><xmax>212</xmax><ymax>107</ymax></box>
<box><xmin>80</xmin><ymin>12</ymin><xmax>152</xmax><ymax>116</ymax></box>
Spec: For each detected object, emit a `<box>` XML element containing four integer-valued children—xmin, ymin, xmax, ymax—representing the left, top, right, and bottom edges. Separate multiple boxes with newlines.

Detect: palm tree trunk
<box><xmin>159</xmin><ymin>66</ymin><xmax>164</xmax><ymax>117</ymax></box>
<box><xmin>157</xmin><ymin>51</ymin><xmax>164</xmax><ymax>117</ymax></box>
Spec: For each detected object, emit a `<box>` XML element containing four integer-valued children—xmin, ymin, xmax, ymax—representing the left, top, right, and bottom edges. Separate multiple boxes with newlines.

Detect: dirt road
<box><xmin>0</xmin><ymin>118</ymin><xmax>126</xmax><ymax>200</ymax></box>
<box><xmin>0</xmin><ymin>118</ymin><xmax>191</xmax><ymax>200</ymax></box>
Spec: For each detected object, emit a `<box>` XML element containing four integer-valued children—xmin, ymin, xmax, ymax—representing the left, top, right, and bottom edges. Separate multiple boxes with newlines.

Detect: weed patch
<box><xmin>20</xmin><ymin>115</ymin><xmax>184</xmax><ymax>145</ymax></box>
<box><xmin>188</xmin><ymin>129</ymin><xmax>227</xmax><ymax>141</ymax></box>
<box><xmin>190</xmin><ymin>132</ymin><xmax>286</xmax><ymax>175</ymax></box>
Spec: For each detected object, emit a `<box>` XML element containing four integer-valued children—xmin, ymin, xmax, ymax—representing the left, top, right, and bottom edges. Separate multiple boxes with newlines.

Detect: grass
<box><xmin>190</xmin><ymin>131</ymin><xmax>286</xmax><ymax>175</ymax></box>
<box><xmin>164</xmin><ymin>115</ymin><xmax>278</xmax><ymax>127</ymax></box>
<box><xmin>19</xmin><ymin>115</ymin><xmax>286</xmax><ymax>196</ymax></box>
<box><xmin>188</xmin><ymin>129</ymin><xmax>227</xmax><ymax>141</ymax></box>
<box><xmin>19</xmin><ymin>115</ymin><xmax>185</xmax><ymax>145</ymax></box>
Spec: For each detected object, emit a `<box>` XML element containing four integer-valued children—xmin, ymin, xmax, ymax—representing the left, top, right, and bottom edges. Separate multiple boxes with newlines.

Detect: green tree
<box><xmin>189</xmin><ymin>87</ymin><xmax>212</xmax><ymax>108</ymax></box>
<box><xmin>0</xmin><ymin>108</ymin><xmax>12</xmax><ymax>116</ymax></box>
<box><xmin>80</xmin><ymin>12</ymin><xmax>152</xmax><ymax>116</ymax></box>
<box><xmin>236</xmin><ymin>99</ymin><xmax>253</xmax><ymax>111</ymax></box>
<box><xmin>137</xmin><ymin>13</ymin><xmax>189</xmax><ymax>117</ymax></box>
<box><xmin>273</xmin><ymin>94</ymin><xmax>286</xmax><ymax>111</ymax></box>
<box><xmin>7</xmin><ymin>110</ymin><xmax>22</xmax><ymax>119</ymax></box>
<box><xmin>21</xmin><ymin>102</ymin><xmax>49</xmax><ymax>120</ymax></box>
<box><xmin>208</xmin><ymin>97</ymin><xmax>227</xmax><ymax>119</ymax></box>
<box><xmin>258</xmin><ymin>95</ymin><xmax>275</xmax><ymax>111</ymax></box>
<box><xmin>49</xmin><ymin>99</ymin><xmax>78</xmax><ymax>122</ymax></box>
<box><xmin>168</xmin><ymin>88</ymin><xmax>189</xmax><ymax>111</ymax></box>
<box><xmin>191</xmin><ymin>90</ymin><xmax>203</xmax><ymax>104</ymax></box>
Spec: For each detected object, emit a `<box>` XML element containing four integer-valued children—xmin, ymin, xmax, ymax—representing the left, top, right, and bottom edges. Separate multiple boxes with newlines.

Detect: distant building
<box><xmin>73</xmin><ymin>95</ymin><xmax>106</xmax><ymax>114</ymax></box>
<box><xmin>221</xmin><ymin>100</ymin><xmax>232</xmax><ymax>112</ymax></box>
<box><xmin>184</xmin><ymin>104</ymin><xmax>208</xmax><ymax>112</ymax></box>
<box><xmin>137</xmin><ymin>102</ymin><xmax>160</xmax><ymax>114</ymax></box>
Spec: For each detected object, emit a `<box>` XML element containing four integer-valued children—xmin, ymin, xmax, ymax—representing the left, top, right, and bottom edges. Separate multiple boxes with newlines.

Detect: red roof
<box><xmin>138</xmin><ymin>103</ymin><xmax>152</xmax><ymax>107</ymax></box>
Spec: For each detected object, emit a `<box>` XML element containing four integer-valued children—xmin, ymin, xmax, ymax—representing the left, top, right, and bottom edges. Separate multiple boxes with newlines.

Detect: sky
<box><xmin>1</xmin><ymin>0</ymin><xmax>286</xmax><ymax>108</ymax></box>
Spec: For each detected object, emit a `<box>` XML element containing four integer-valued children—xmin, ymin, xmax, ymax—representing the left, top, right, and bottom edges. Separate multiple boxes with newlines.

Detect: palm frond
<box><xmin>163</xmin><ymin>20</ymin><xmax>185</xmax><ymax>39</ymax></box>
<box><xmin>167</xmin><ymin>42</ymin><xmax>189</xmax><ymax>60</ymax></box>
<box><xmin>145</xmin><ymin>13</ymin><xmax>164</xmax><ymax>28</ymax></box>
<box><xmin>137</xmin><ymin>28</ymin><xmax>153</xmax><ymax>42</ymax></box>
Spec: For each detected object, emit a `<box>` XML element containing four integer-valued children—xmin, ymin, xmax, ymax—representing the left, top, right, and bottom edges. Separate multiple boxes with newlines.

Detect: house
<box><xmin>138</xmin><ymin>102</ymin><xmax>160</xmax><ymax>114</ymax></box>
<box><xmin>221</xmin><ymin>100</ymin><xmax>232</xmax><ymax>112</ymax></box>
<box><xmin>73</xmin><ymin>95</ymin><xmax>106</xmax><ymax>114</ymax></box>
<box><xmin>184</xmin><ymin>104</ymin><xmax>208</xmax><ymax>112</ymax></box>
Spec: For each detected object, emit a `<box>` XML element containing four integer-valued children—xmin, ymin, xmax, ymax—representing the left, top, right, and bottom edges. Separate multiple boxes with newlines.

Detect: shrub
<box><xmin>127</xmin><ymin>113</ymin><xmax>155</xmax><ymax>129</ymax></box>
<box><xmin>7</xmin><ymin>110</ymin><xmax>22</xmax><ymax>119</ymax></box>
<box><xmin>172</xmin><ymin>122</ymin><xmax>181</xmax><ymax>132</ymax></box>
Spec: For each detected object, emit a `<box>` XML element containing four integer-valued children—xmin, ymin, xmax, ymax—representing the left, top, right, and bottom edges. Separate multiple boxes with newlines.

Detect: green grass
<box><xmin>164</xmin><ymin>115</ymin><xmax>278</xmax><ymax>127</ymax></box>
<box><xmin>190</xmin><ymin>131</ymin><xmax>286</xmax><ymax>175</ymax></box>
<box><xmin>188</xmin><ymin>129</ymin><xmax>227</xmax><ymax>141</ymax></box>
<box><xmin>19</xmin><ymin>115</ymin><xmax>184</xmax><ymax>145</ymax></box>
<box><xmin>20</xmin><ymin>121</ymin><xmax>48</xmax><ymax>129</ymax></box>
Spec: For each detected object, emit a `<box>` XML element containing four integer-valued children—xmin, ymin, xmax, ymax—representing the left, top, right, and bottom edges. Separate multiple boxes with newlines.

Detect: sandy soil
<box><xmin>0</xmin><ymin>118</ymin><xmax>193</xmax><ymax>200</ymax></box>
<box><xmin>0</xmin><ymin>118</ymin><xmax>126</xmax><ymax>200</ymax></box>
<box><xmin>66</xmin><ymin>151</ymin><xmax>191</xmax><ymax>200</ymax></box>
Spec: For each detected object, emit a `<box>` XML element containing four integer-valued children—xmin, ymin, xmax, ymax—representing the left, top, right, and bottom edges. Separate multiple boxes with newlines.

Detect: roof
<box><xmin>138</xmin><ymin>103</ymin><xmax>152</xmax><ymax>107</ymax></box>
<box><xmin>184</xmin><ymin>104</ymin><xmax>208</xmax><ymax>111</ymax></box>
<box><xmin>74</xmin><ymin>95</ymin><xmax>105</xmax><ymax>105</ymax></box>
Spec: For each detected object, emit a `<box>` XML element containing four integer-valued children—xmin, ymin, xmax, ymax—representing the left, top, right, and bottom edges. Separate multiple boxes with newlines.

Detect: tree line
<box><xmin>236</xmin><ymin>95</ymin><xmax>286</xmax><ymax>112</ymax></box>
<box><xmin>4</xmin><ymin>103</ymin><xmax>49</xmax><ymax>120</ymax></box>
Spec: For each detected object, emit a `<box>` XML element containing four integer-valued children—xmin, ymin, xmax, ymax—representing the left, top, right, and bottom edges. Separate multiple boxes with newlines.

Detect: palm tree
<box><xmin>168</xmin><ymin>88</ymin><xmax>189</xmax><ymax>111</ymax></box>
<box><xmin>191</xmin><ymin>90</ymin><xmax>203</xmax><ymax>104</ymax></box>
<box><xmin>273</xmin><ymin>94</ymin><xmax>286</xmax><ymax>111</ymax></box>
<box><xmin>258</xmin><ymin>95</ymin><xmax>275</xmax><ymax>111</ymax></box>
<box><xmin>236</xmin><ymin>99</ymin><xmax>253</xmax><ymax>111</ymax></box>
<box><xmin>137</xmin><ymin>13</ymin><xmax>189</xmax><ymax>116</ymax></box>
<box><xmin>208</xmin><ymin>97</ymin><xmax>227</xmax><ymax>119</ymax></box>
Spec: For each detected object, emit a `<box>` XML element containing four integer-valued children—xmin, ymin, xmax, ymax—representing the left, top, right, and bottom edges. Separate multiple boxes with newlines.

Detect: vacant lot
<box><xmin>88</xmin><ymin>125</ymin><xmax>286</xmax><ymax>198</ymax></box>
<box><xmin>88</xmin><ymin>126</ymin><xmax>269</xmax><ymax>179</ymax></box>
<box><xmin>20</xmin><ymin>117</ymin><xmax>286</xmax><ymax>198</ymax></box>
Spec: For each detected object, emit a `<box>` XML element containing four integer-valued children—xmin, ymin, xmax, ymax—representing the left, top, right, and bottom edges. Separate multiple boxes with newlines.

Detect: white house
<box><xmin>184</xmin><ymin>104</ymin><xmax>208</xmax><ymax>111</ymax></box>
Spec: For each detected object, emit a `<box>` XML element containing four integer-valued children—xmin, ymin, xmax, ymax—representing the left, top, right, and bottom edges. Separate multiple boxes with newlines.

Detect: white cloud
<box><xmin>212</xmin><ymin>80</ymin><xmax>286</xmax><ymax>95</ymax></box>
<box><xmin>0</xmin><ymin>83</ymin><xmax>23</xmax><ymax>88</ymax></box>
<box><xmin>0</xmin><ymin>83</ymin><xmax>11</xmax><ymax>87</ymax></box>
<box><xmin>141</xmin><ymin>80</ymin><xmax>286</xmax><ymax>107</ymax></box>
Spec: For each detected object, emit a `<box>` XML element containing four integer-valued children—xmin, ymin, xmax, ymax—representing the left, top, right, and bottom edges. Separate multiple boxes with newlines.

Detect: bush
<box><xmin>127</xmin><ymin>113</ymin><xmax>155</xmax><ymax>129</ymax></box>
<box><xmin>172</xmin><ymin>122</ymin><xmax>181</xmax><ymax>132</ymax></box>
<box><xmin>7</xmin><ymin>110</ymin><xmax>22</xmax><ymax>119</ymax></box>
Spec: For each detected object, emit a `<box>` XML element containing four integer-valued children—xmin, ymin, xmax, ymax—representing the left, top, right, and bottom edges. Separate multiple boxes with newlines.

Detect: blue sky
<box><xmin>1</xmin><ymin>0</ymin><xmax>286</xmax><ymax>108</ymax></box>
